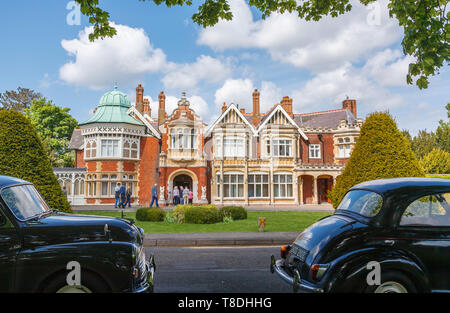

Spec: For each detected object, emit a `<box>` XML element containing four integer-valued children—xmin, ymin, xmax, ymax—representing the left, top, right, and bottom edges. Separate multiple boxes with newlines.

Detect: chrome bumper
<box><xmin>133</xmin><ymin>254</ymin><xmax>155</xmax><ymax>293</ymax></box>
<box><xmin>271</xmin><ymin>255</ymin><xmax>324</xmax><ymax>293</ymax></box>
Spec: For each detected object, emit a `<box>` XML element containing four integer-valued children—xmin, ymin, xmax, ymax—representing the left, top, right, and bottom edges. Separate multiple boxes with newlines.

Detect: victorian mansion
<box><xmin>54</xmin><ymin>84</ymin><xmax>362</xmax><ymax>206</ymax></box>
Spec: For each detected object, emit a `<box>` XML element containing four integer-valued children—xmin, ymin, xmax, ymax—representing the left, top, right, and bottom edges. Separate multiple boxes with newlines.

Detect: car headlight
<box><xmin>311</xmin><ymin>264</ymin><xmax>329</xmax><ymax>281</ymax></box>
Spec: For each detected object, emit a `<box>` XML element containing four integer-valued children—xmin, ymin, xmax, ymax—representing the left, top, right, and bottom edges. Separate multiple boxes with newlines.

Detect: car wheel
<box><xmin>42</xmin><ymin>271</ymin><xmax>110</xmax><ymax>293</ymax></box>
<box><xmin>365</xmin><ymin>271</ymin><xmax>417</xmax><ymax>293</ymax></box>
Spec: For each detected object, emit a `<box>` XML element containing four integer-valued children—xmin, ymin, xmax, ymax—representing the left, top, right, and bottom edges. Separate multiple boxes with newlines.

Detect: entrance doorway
<box><xmin>173</xmin><ymin>174</ymin><xmax>193</xmax><ymax>190</ymax></box>
<box><xmin>317</xmin><ymin>177</ymin><xmax>333</xmax><ymax>204</ymax></box>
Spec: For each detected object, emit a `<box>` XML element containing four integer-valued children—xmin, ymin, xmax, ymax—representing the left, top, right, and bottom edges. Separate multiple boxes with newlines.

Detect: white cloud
<box><xmin>362</xmin><ymin>49</ymin><xmax>415</xmax><ymax>87</ymax></box>
<box><xmin>214</xmin><ymin>78</ymin><xmax>254</xmax><ymax>109</ymax></box>
<box><xmin>161</xmin><ymin>55</ymin><xmax>231</xmax><ymax>91</ymax></box>
<box><xmin>291</xmin><ymin>62</ymin><xmax>405</xmax><ymax>114</ymax></box>
<box><xmin>60</xmin><ymin>23</ymin><xmax>168</xmax><ymax>90</ymax></box>
<box><xmin>198</xmin><ymin>0</ymin><xmax>402</xmax><ymax>73</ymax></box>
<box><xmin>214</xmin><ymin>79</ymin><xmax>283</xmax><ymax>113</ymax></box>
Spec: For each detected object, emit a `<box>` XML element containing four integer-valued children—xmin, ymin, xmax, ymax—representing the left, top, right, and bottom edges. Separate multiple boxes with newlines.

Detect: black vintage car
<box><xmin>271</xmin><ymin>177</ymin><xmax>450</xmax><ymax>293</ymax></box>
<box><xmin>0</xmin><ymin>175</ymin><xmax>155</xmax><ymax>293</ymax></box>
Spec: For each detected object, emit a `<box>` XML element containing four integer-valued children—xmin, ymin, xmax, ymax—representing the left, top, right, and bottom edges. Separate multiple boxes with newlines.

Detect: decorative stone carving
<box><xmin>159</xmin><ymin>186</ymin><xmax>165</xmax><ymax>201</ymax></box>
<box><xmin>201</xmin><ymin>186</ymin><xmax>207</xmax><ymax>201</ymax></box>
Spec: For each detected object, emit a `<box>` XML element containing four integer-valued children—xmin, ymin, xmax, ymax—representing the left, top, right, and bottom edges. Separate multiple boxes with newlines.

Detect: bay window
<box><xmin>338</xmin><ymin>145</ymin><xmax>351</xmax><ymax>158</ymax></box>
<box><xmin>85</xmin><ymin>141</ymin><xmax>97</xmax><ymax>158</ymax></box>
<box><xmin>101</xmin><ymin>139</ymin><xmax>119</xmax><ymax>157</ymax></box>
<box><xmin>171</xmin><ymin>128</ymin><xmax>196</xmax><ymax>149</ymax></box>
<box><xmin>123</xmin><ymin>140</ymin><xmax>139</xmax><ymax>159</ymax></box>
<box><xmin>272</xmin><ymin>139</ymin><xmax>292</xmax><ymax>157</ymax></box>
<box><xmin>223</xmin><ymin>138</ymin><xmax>245</xmax><ymax>158</ymax></box>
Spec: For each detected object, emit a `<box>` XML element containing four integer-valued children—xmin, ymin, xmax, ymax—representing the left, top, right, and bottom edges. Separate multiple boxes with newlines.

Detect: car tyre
<box><xmin>42</xmin><ymin>271</ymin><xmax>110</xmax><ymax>293</ymax></box>
<box><xmin>364</xmin><ymin>271</ymin><xmax>417</xmax><ymax>293</ymax></box>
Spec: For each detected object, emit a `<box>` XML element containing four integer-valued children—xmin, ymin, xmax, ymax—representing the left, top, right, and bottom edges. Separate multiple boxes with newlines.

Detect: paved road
<box><xmin>146</xmin><ymin>246</ymin><xmax>292</xmax><ymax>293</ymax></box>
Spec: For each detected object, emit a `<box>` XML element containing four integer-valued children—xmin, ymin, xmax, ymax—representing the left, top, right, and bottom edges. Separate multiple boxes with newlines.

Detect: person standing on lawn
<box><xmin>183</xmin><ymin>186</ymin><xmax>189</xmax><ymax>205</ymax></box>
<box><xmin>123</xmin><ymin>186</ymin><xmax>132</xmax><ymax>208</ymax></box>
<box><xmin>150</xmin><ymin>183</ymin><xmax>159</xmax><ymax>208</ymax></box>
<box><xmin>179</xmin><ymin>186</ymin><xmax>184</xmax><ymax>204</ymax></box>
<box><xmin>188</xmin><ymin>189</ymin><xmax>193</xmax><ymax>204</ymax></box>
<box><xmin>114</xmin><ymin>183</ymin><xmax>121</xmax><ymax>208</ymax></box>
<box><xmin>119</xmin><ymin>183</ymin><xmax>126</xmax><ymax>208</ymax></box>
<box><xmin>173</xmin><ymin>186</ymin><xmax>179</xmax><ymax>205</ymax></box>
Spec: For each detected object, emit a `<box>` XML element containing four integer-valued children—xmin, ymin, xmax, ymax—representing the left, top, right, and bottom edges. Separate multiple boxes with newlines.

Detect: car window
<box><xmin>400</xmin><ymin>193</ymin><xmax>450</xmax><ymax>227</ymax></box>
<box><xmin>337</xmin><ymin>190</ymin><xmax>383</xmax><ymax>217</ymax></box>
<box><xmin>0</xmin><ymin>184</ymin><xmax>50</xmax><ymax>221</ymax></box>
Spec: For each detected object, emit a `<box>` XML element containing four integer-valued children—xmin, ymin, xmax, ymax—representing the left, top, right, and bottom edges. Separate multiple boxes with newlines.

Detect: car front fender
<box><xmin>14</xmin><ymin>241</ymin><xmax>135</xmax><ymax>292</ymax></box>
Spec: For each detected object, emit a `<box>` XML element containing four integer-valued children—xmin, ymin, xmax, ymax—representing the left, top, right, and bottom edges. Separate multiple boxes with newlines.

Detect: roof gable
<box><xmin>205</xmin><ymin>103</ymin><xmax>257</xmax><ymax>137</ymax></box>
<box><xmin>257</xmin><ymin>105</ymin><xmax>308</xmax><ymax>140</ymax></box>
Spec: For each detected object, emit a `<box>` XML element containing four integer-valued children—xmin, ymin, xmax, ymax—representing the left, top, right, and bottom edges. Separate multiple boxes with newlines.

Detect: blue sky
<box><xmin>0</xmin><ymin>0</ymin><xmax>448</xmax><ymax>135</ymax></box>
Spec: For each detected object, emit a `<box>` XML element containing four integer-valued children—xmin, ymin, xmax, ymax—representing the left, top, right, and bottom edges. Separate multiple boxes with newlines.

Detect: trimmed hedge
<box><xmin>219</xmin><ymin>206</ymin><xmax>247</xmax><ymax>220</ymax></box>
<box><xmin>136</xmin><ymin>207</ymin><xmax>166</xmax><ymax>222</ymax></box>
<box><xmin>184</xmin><ymin>206</ymin><xmax>220</xmax><ymax>224</ymax></box>
<box><xmin>328</xmin><ymin>112</ymin><xmax>425</xmax><ymax>208</ymax></box>
<box><xmin>0</xmin><ymin>109</ymin><xmax>71</xmax><ymax>213</ymax></box>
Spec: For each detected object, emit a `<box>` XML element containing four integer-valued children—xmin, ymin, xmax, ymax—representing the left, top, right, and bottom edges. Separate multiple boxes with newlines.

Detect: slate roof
<box><xmin>294</xmin><ymin>109</ymin><xmax>356</xmax><ymax>129</ymax></box>
<box><xmin>68</xmin><ymin>129</ymin><xmax>83</xmax><ymax>150</ymax></box>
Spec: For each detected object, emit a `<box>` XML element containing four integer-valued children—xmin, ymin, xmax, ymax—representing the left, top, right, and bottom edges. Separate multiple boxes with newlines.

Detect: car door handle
<box><xmin>384</xmin><ymin>240</ymin><xmax>395</xmax><ymax>246</ymax></box>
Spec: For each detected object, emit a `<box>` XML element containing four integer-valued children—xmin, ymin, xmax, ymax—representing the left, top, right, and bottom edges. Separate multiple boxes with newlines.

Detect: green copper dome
<box><xmin>80</xmin><ymin>85</ymin><xmax>144</xmax><ymax>126</ymax></box>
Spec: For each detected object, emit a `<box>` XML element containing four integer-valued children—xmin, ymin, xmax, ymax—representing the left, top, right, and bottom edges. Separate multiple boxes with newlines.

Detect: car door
<box><xmin>395</xmin><ymin>192</ymin><xmax>450</xmax><ymax>292</ymax></box>
<box><xmin>0</xmin><ymin>202</ymin><xmax>21</xmax><ymax>292</ymax></box>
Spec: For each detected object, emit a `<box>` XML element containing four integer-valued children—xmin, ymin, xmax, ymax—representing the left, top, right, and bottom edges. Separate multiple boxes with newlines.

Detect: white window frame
<box><xmin>309</xmin><ymin>144</ymin><xmax>321</xmax><ymax>159</ymax></box>
<box><xmin>338</xmin><ymin>144</ymin><xmax>351</xmax><ymax>158</ymax></box>
<box><xmin>273</xmin><ymin>173</ymin><xmax>293</xmax><ymax>198</ymax></box>
<box><xmin>248</xmin><ymin>173</ymin><xmax>269</xmax><ymax>198</ymax></box>
<box><xmin>272</xmin><ymin>139</ymin><xmax>292</xmax><ymax>157</ymax></box>
<box><xmin>222</xmin><ymin>172</ymin><xmax>244</xmax><ymax>198</ymax></box>
<box><xmin>223</xmin><ymin>138</ymin><xmax>245</xmax><ymax>158</ymax></box>
<box><xmin>101</xmin><ymin>139</ymin><xmax>120</xmax><ymax>158</ymax></box>
<box><xmin>170</xmin><ymin>128</ymin><xmax>196</xmax><ymax>150</ymax></box>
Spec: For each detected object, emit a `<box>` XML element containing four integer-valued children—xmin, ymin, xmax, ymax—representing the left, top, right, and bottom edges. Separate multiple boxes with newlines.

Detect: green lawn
<box><xmin>75</xmin><ymin>210</ymin><xmax>331</xmax><ymax>233</ymax></box>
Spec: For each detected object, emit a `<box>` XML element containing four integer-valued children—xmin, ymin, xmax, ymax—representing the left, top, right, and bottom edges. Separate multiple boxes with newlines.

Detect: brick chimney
<box><xmin>136</xmin><ymin>84</ymin><xmax>144</xmax><ymax>113</ymax></box>
<box><xmin>222</xmin><ymin>102</ymin><xmax>227</xmax><ymax>113</ymax></box>
<box><xmin>240</xmin><ymin>108</ymin><xmax>246</xmax><ymax>114</ymax></box>
<box><xmin>158</xmin><ymin>91</ymin><xmax>166</xmax><ymax>125</ymax></box>
<box><xmin>143</xmin><ymin>98</ymin><xmax>151</xmax><ymax>116</ymax></box>
<box><xmin>342</xmin><ymin>97</ymin><xmax>357</xmax><ymax>117</ymax></box>
<box><xmin>281</xmin><ymin>96</ymin><xmax>293</xmax><ymax>118</ymax></box>
<box><xmin>252</xmin><ymin>89</ymin><xmax>261</xmax><ymax>127</ymax></box>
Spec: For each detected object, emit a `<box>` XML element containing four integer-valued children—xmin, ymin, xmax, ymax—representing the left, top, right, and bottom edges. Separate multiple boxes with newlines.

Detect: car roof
<box><xmin>0</xmin><ymin>175</ymin><xmax>30</xmax><ymax>189</ymax></box>
<box><xmin>351</xmin><ymin>177</ymin><xmax>450</xmax><ymax>195</ymax></box>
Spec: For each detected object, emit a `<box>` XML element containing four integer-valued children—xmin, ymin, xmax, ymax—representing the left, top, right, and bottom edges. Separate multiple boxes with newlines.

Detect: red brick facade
<box><xmin>66</xmin><ymin>84</ymin><xmax>361</xmax><ymax>206</ymax></box>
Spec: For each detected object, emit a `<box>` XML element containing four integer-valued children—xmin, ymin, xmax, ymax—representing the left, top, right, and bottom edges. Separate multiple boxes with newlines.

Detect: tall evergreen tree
<box><xmin>411</xmin><ymin>129</ymin><xmax>437</xmax><ymax>159</ymax></box>
<box><xmin>328</xmin><ymin>112</ymin><xmax>425</xmax><ymax>208</ymax></box>
<box><xmin>0</xmin><ymin>109</ymin><xmax>72</xmax><ymax>212</ymax></box>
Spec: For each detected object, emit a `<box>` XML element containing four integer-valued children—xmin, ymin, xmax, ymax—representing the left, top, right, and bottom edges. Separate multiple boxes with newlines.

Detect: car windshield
<box><xmin>337</xmin><ymin>189</ymin><xmax>383</xmax><ymax>217</ymax></box>
<box><xmin>1</xmin><ymin>184</ymin><xmax>50</xmax><ymax>220</ymax></box>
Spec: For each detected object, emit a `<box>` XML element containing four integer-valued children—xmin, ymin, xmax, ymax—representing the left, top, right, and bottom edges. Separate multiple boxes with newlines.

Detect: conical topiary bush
<box><xmin>0</xmin><ymin>109</ymin><xmax>72</xmax><ymax>213</ymax></box>
<box><xmin>328</xmin><ymin>112</ymin><xmax>425</xmax><ymax>208</ymax></box>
